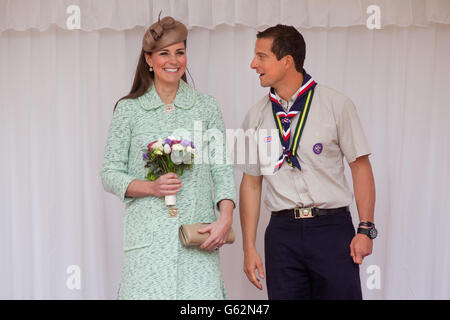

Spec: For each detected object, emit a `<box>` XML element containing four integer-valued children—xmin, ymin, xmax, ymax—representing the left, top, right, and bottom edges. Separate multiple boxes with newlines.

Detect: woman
<box><xmin>101</xmin><ymin>16</ymin><xmax>236</xmax><ymax>299</ymax></box>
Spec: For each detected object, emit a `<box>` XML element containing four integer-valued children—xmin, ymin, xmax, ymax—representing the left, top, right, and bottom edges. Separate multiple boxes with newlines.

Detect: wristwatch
<box><xmin>357</xmin><ymin>222</ymin><xmax>378</xmax><ymax>240</ymax></box>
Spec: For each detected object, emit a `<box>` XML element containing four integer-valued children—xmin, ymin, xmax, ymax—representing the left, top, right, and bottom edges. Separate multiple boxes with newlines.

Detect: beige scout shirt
<box><xmin>238</xmin><ymin>84</ymin><xmax>371</xmax><ymax>212</ymax></box>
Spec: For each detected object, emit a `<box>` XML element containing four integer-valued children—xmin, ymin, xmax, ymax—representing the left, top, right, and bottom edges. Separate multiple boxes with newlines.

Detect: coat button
<box><xmin>168</xmin><ymin>207</ymin><xmax>178</xmax><ymax>217</ymax></box>
<box><xmin>165</xmin><ymin>104</ymin><xmax>174</xmax><ymax>113</ymax></box>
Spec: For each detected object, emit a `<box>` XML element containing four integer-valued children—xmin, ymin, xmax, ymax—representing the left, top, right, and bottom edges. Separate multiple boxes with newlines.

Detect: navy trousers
<box><xmin>264</xmin><ymin>210</ymin><xmax>362</xmax><ymax>300</ymax></box>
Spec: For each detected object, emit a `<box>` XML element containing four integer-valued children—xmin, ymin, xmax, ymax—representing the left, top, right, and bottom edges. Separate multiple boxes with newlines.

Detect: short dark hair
<box><xmin>257</xmin><ymin>24</ymin><xmax>306</xmax><ymax>73</ymax></box>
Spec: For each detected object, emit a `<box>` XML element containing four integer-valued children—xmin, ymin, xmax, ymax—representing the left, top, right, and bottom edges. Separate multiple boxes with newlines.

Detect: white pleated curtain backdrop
<box><xmin>1</xmin><ymin>0</ymin><xmax>450</xmax><ymax>31</ymax></box>
<box><xmin>1</xmin><ymin>0</ymin><xmax>450</xmax><ymax>299</ymax></box>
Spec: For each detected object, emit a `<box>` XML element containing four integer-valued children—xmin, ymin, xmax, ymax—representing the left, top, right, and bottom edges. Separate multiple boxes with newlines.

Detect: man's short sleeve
<box><xmin>235</xmin><ymin>111</ymin><xmax>262</xmax><ymax>176</ymax></box>
<box><xmin>336</xmin><ymin>98</ymin><xmax>371</xmax><ymax>163</ymax></box>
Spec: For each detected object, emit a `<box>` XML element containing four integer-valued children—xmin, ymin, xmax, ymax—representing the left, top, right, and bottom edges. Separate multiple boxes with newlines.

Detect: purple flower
<box><xmin>181</xmin><ymin>139</ymin><xmax>190</xmax><ymax>147</ymax></box>
<box><xmin>164</xmin><ymin>138</ymin><xmax>173</xmax><ymax>146</ymax></box>
<box><xmin>190</xmin><ymin>141</ymin><xmax>195</xmax><ymax>149</ymax></box>
<box><xmin>143</xmin><ymin>153</ymin><xmax>148</xmax><ymax>160</ymax></box>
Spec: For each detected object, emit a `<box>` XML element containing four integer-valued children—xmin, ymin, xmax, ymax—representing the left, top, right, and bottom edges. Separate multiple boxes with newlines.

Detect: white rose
<box><xmin>163</xmin><ymin>144</ymin><xmax>171</xmax><ymax>154</ymax></box>
<box><xmin>186</xmin><ymin>146</ymin><xmax>192</xmax><ymax>153</ymax></box>
<box><xmin>172</xmin><ymin>144</ymin><xmax>184</xmax><ymax>151</ymax></box>
<box><xmin>170</xmin><ymin>151</ymin><xmax>183</xmax><ymax>165</ymax></box>
<box><xmin>182</xmin><ymin>152</ymin><xmax>193</xmax><ymax>164</ymax></box>
<box><xmin>153</xmin><ymin>142</ymin><xmax>163</xmax><ymax>151</ymax></box>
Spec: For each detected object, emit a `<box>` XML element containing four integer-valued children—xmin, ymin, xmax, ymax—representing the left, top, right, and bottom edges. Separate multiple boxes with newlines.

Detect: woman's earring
<box><xmin>149</xmin><ymin>66</ymin><xmax>153</xmax><ymax>72</ymax></box>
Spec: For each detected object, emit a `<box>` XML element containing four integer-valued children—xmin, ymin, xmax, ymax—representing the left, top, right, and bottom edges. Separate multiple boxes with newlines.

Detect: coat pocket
<box><xmin>123</xmin><ymin>201</ymin><xmax>154</xmax><ymax>251</ymax></box>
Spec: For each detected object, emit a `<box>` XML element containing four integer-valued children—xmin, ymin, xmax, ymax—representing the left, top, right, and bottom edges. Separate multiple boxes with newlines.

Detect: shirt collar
<box><xmin>138</xmin><ymin>79</ymin><xmax>195</xmax><ymax>111</ymax></box>
<box><xmin>274</xmin><ymin>83</ymin><xmax>303</xmax><ymax>111</ymax></box>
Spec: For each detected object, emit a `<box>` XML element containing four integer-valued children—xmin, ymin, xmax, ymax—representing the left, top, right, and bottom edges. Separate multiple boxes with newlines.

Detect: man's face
<box><xmin>250</xmin><ymin>38</ymin><xmax>287</xmax><ymax>88</ymax></box>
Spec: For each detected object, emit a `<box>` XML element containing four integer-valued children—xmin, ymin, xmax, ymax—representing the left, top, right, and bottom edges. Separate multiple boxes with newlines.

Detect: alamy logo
<box><xmin>366</xmin><ymin>265</ymin><xmax>381</xmax><ymax>290</ymax></box>
<box><xmin>66</xmin><ymin>265</ymin><xmax>81</xmax><ymax>290</ymax></box>
<box><xmin>366</xmin><ymin>5</ymin><xmax>381</xmax><ymax>30</ymax></box>
<box><xmin>66</xmin><ymin>5</ymin><xmax>81</xmax><ymax>30</ymax></box>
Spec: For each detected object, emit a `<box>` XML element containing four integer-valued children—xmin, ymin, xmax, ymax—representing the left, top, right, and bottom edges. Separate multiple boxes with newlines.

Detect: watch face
<box><xmin>369</xmin><ymin>228</ymin><xmax>378</xmax><ymax>239</ymax></box>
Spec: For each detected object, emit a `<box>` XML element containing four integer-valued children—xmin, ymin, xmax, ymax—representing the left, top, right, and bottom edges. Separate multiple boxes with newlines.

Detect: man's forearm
<box><xmin>350</xmin><ymin>156</ymin><xmax>376</xmax><ymax>223</ymax></box>
<box><xmin>239</xmin><ymin>174</ymin><xmax>263</xmax><ymax>252</ymax></box>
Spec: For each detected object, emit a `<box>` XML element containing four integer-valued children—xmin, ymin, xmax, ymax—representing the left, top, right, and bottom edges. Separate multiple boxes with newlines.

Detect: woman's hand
<box><xmin>149</xmin><ymin>172</ymin><xmax>182</xmax><ymax>197</ymax></box>
<box><xmin>198</xmin><ymin>200</ymin><xmax>234</xmax><ymax>251</ymax></box>
<box><xmin>198</xmin><ymin>219</ymin><xmax>232</xmax><ymax>251</ymax></box>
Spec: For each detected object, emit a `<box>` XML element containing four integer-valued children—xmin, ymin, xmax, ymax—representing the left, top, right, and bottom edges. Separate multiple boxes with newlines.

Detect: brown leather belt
<box><xmin>271</xmin><ymin>207</ymin><xmax>349</xmax><ymax>219</ymax></box>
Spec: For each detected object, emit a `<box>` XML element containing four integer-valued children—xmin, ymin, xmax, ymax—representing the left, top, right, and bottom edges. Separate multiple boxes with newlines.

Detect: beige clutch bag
<box><xmin>179</xmin><ymin>223</ymin><xmax>235</xmax><ymax>247</ymax></box>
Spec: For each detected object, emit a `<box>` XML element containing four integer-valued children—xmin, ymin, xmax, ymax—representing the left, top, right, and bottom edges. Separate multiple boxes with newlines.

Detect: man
<box><xmin>239</xmin><ymin>24</ymin><xmax>376</xmax><ymax>300</ymax></box>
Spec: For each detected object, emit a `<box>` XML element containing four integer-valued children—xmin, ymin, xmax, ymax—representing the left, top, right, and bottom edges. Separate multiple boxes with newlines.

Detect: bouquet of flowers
<box><xmin>143</xmin><ymin>136</ymin><xmax>196</xmax><ymax>206</ymax></box>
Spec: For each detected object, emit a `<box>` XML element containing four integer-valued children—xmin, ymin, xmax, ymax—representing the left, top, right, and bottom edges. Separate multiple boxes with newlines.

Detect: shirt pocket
<box><xmin>298</xmin><ymin>122</ymin><xmax>339</xmax><ymax>168</ymax></box>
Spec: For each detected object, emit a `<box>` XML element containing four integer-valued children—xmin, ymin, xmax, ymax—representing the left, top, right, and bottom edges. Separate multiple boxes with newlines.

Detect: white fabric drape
<box><xmin>1</xmin><ymin>0</ymin><xmax>450</xmax><ymax>33</ymax></box>
<box><xmin>1</xmin><ymin>2</ymin><xmax>450</xmax><ymax>300</ymax></box>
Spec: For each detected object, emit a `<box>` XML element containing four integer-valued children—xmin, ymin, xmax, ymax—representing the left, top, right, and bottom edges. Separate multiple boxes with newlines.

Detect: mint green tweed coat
<box><xmin>101</xmin><ymin>80</ymin><xmax>236</xmax><ymax>300</ymax></box>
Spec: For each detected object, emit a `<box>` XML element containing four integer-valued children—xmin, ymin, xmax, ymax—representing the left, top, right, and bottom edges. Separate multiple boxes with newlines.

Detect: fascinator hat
<box><xmin>142</xmin><ymin>13</ymin><xmax>188</xmax><ymax>52</ymax></box>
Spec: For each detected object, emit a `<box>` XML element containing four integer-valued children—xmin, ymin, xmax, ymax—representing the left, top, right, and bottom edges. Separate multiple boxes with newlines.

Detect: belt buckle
<box><xmin>294</xmin><ymin>207</ymin><xmax>314</xmax><ymax>219</ymax></box>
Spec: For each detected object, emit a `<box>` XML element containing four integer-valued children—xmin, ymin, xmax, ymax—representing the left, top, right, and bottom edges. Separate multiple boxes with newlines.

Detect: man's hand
<box><xmin>350</xmin><ymin>233</ymin><xmax>373</xmax><ymax>264</ymax></box>
<box><xmin>243</xmin><ymin>248</ymin><xmax>265</xmax><ymax>290</ymax></box>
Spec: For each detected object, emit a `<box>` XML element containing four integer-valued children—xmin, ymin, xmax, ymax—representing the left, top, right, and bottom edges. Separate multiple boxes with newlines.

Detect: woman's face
<box><xmin>145</xmin><ymin>42</ymin><xmax>187</xmax><ymax>85</ymax></box>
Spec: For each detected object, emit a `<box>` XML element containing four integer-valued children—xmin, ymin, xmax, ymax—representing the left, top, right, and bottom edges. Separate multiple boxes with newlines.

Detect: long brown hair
<box><xmin>113</xmin><ymin>42</ymin><xmax>188</xmax><ymax>112</ymax></box>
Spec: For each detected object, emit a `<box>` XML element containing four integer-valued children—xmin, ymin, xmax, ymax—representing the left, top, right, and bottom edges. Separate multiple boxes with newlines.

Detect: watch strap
<box><xmin>357</xmin><ymin>227</ymin><xmax>377</xmax><ymax>240</ymax></box>
<box><xmin>359</xmin><ymin>221</ymin><xmax>375</xmax><ymax>227</ymax></box>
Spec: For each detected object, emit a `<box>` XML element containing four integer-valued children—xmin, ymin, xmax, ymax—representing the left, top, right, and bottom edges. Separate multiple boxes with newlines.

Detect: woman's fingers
<box><xmin>162</xmin><ymin>189</ymin><xmax>180</xmax><ymax>196</ymax></box>
<box><xmin>161</xmin><ymin>183</ymin><xmax>181</xmax><ymax>190</ymax></box>
<box><xmin>197</xmin><ymin>226</ymin><xmax>211</xmax><ymax>234</ymax></box>
<box><xmin>162</xmin><ymin>172</ymin><xmax>178</xmax><ymax>178</ymax></box>
<box><xmin>161</xmin><ymin>176</ymin><xmax>181</xmax><ymax>184</ymax></box>
<box><xmin>155</xmin><ymin>173</ymin><xmax>182</xmax><ymax>196</ymax></box>
<box><xmin>199</xmin><ymin>224</ymin><xmax>230</xmax><ymax>250</ymax></box>
<box><xmin>160</xmin><ymin>187</ymin><xmax>181</xmax><ymax>196</ymax></box>
<box><xmin>199</xmin><ymin>226</ymin><xmax>218</xmax><ymax>250</ymax></box>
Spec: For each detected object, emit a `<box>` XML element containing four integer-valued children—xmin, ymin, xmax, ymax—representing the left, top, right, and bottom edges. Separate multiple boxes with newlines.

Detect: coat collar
<box><xmin>138</xmin><ymin>79</ymin><xmax>195</xmax><ymax>111</ymax></box>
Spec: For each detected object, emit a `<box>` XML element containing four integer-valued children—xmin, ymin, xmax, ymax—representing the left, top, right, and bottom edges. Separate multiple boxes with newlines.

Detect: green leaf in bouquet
<box><xmin>166</xmin><ymin>154</ymin><xmax>176</xmax><ymax>171</ymax></box>
<box><xmin>146</xmin><ymin>171</ymin><xmax>158</xmax><ymax>181</ymax></box>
